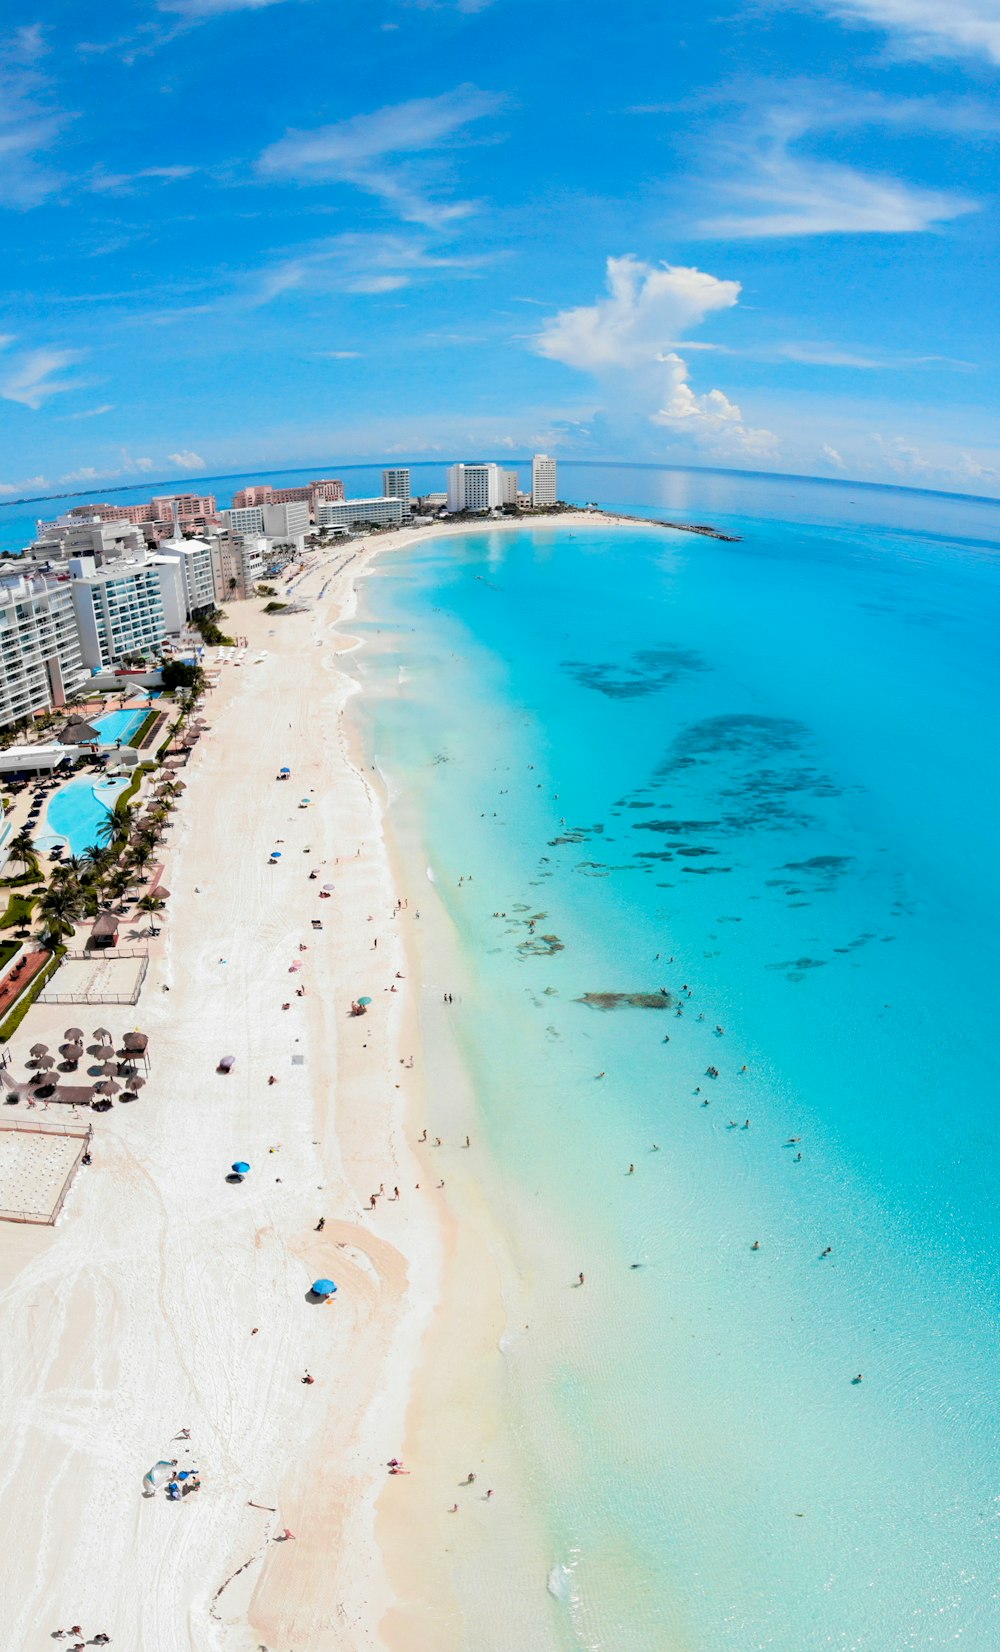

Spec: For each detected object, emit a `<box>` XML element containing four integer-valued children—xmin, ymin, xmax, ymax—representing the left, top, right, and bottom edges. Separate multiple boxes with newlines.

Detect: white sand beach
<box><xmin>0</xmin><ymin>511</ymin><xmax>652</xmax><ymax>1651</ymax></box>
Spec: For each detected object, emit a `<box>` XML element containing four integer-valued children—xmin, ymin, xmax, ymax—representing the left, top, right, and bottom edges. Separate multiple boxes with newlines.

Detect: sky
<box><xmin>2</xmin><ymin>0</ymin><xmax>1000</xmax><ymax>498</ymax></box>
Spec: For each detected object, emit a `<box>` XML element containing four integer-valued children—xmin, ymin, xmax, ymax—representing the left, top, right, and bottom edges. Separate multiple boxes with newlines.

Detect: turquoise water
<box><xmin>40</xmin><ymin>777</ymin><xmax>128</xmax><ymax>855</ymax></box>
<box><xmin>356</xmin><ymin>504</ymin><xmax>1000</xmax><ymax>1651</ymax></box>
<box><xmin>92</xmin><ymin>707</ymin><xmax>149</xmax><ymax>744</ymax></box>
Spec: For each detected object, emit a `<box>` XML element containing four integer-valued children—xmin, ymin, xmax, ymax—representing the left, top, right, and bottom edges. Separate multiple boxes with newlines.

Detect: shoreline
<box><xmin>0</xmin><ymin>509</ymin><xmax>665</xmax><ymax>1652</ymax></box>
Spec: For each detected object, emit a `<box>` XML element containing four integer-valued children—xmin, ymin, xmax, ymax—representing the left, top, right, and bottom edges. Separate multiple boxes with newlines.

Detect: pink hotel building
<box><xmin>63</xmin><ymin>479</ymin><xmax>345</xmax><ymax>541</ymax></box>
<box><xmin>231</xmin><ymin>478</ymin><xmax>345</xmax><ymax>512</ymax></box>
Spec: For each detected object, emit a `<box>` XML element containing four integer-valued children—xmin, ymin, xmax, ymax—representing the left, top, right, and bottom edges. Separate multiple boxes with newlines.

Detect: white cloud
<box><xmin>258</xmin><ymin>85</ymin><xmax>503</xmax><ymax>228</ymax></box>
<box><xmin>60</xmin><ymin>466</ymin><xmax>101</xmax><ymax>482</ymax></box>
<box><xmin>253</xmin><ymin>232</ymin><xmax>490</xmax><ymax>304</ymax></box>
<box><xmin>167</xmin><ymin>450</ymin><xmax>206</xmax><ymax>469</ymax></box>
<box><xmin>660</xmin><ymin>83</ymin><xmax>982</xmax><ymax>239</ymax></box>
<box><xmin>536</xmin><ymin>257</ymin><xmax>741</xmax><ymax>372</ymax></box>
<box><xmin>0</xmin><ymin>27</ymin><xmax>70</xmax><ymax>209</ymax></box>
<box><xmin>697</xmin><ymin>146</ymin><xmax>974</xmax><ymax>239</ymax></box>
<box><xmin>1</xmin><ymin>348</ymin><xmax>84</xmax><ymax>408</ymax></box>
<box><xmin>88</xmin><ymin>165</ymin><xmax>195</xmax><ymax>193</ymax></box>
<box><xmin>871</xmin><ymin>432</ymin><xmax>933</xmax><ymax>475</ymax></box>
<box><xmin>535</xmin><ymin>256</ymin><xmax>777</xmax><ymax>459</ymax></box>
<box><xmin>653</xmin><ymin>353</ymin><xmax>778</xmax><ymax>457</ymax></box>
<box><xmin>822</xmin><ymin>443</ymin><xmax>847</xmax><ymax>468</ymax></box>
<box><xmin>808</xmin><ymin>0</ymin><xmax>1000</xmax><ymax>65</ymax></box>
<box><xmin>61</xmin><ymin>403</ymin><xmax>116</xmax><ymax>420</ymax></box>
<box><xmin>160</xmin><ymin>0</ymin><xmax>299</xmax><ymax>15</ymax></box>
<box><xmin>321</xmin><ymin>350</ymin><xmax>363</xmax><ymax>359</ymax></box>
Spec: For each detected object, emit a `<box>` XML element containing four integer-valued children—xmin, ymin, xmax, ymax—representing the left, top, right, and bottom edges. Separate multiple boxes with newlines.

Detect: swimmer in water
<box><xmin>751</xmin><ymin>1240</ymin><xmax>761</xmax><ymax>1251</ymax></box>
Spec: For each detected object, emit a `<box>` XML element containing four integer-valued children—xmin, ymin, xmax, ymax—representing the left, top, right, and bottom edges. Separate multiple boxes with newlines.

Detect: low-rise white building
<box><xmin>0</xmin><ymin>563</ymin><xmax>87</xmax><ymax>730</ymax></box>
<box><xmin>156</xmin><ymin>536</ymin><xmax>217</xmax><ymax>617</ymax></box>
<box><xmin>531</xmin><ymin>453</ymin><xmax>558</xmax><ymax>507</ymax></box>
<box><xmin>316</xmin><ymin>497</ymin><xmax>405</xmax><ymax>531</ymax></box>
<box><xmin>222</xmin><ymin>505</ymin><xmax>265</xmax><ymax>538</ymax></box>
<box><xmin>68</xmin><ymin>552</ymin><xmax>186</xmax><ymax>670</ymax></box>
<box><xmin>261</xmin><ymin>499</ymin><xmax>310</xmax><ymax>540</ymax></box>
<box><xmin>29</xmin><ymin>518</ymin><xmax>148</xmax><ymax>564</ymax></box>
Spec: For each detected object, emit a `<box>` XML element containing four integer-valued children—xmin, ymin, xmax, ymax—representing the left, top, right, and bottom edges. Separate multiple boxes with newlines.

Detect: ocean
<box><xmin>6</xmin><ymin>458</ymin><xmax>1000</xmax><ymax>1646</ymax></box>
<box><xmin>347</xmin><ymin>471</ymin><xmax>1000</xmax><ymax>1651</ymax></box>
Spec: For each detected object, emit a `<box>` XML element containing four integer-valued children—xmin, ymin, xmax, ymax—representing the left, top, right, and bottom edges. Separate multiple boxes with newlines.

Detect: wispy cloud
<box><xmin>807</xmin><ymin>0</ymin><xmax>1000</xmax><ymax>65</ymax></box>
<box><xmin>159</xmin><ymin>0</ymin><xmax>303</xmax><ymax>16</ymax></box>
<box><xmin>60</xmin><ymin>403</ymin><xmax>116</xmax><ymax>420</ymax></box>
<box><xmin>167</xmin><ymin>449</ymin><xmax>205</xmax><ymax>468</ymax></box>
<box><xmin>695</xmin><ymin>120</ymin><xmax>975</xmax><ymax>239</ymax></box>
<box><xmin>535</xmin><ymin>255</ymin><xmax>777</xmax><ymax>458</ymax></box>
<box><xmin>88</xmin><ymin>165</ymin><xmax>196</xmax><ymax>193</ymax></box>
<box><xmin>1</xmin><ymin>348</ymin><xmax>85</xmax><ymax>409</ymax></box>
<box><xmin>252</xmin><ymin>231</ymin><xmax>492</xmax><ymax>303</ymax></box>
<box><xmin>0</xmin><ymin>26</ymin><xmax>71</xmax><ymax>209</ymax></box>
<box><xmin>258</xmin><ymin>85</ymin><xmax>504</xmax><ymax>228</ymax></box>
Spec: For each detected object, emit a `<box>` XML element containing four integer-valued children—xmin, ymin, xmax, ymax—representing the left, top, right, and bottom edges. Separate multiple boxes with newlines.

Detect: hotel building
<box><xmin>316</xmin><ymin>497</ymin><xmax>405</xmax><ymax>531</ymax></box>
<box><xmin>0</xmin><ymin>564</ymin><xmax>87</xmax><ymax>731</ymax></box>
<box><xmin>68</xmin><ymin>552</ymin><xmax>186</xmax><ymax>670</ymax></box>
<box><xmin>446</xmin><ymin>463</ymin><xmax>519</xmax><ymax>513</ymax></box>
<box><xmin>382</xmin><ymin>468</ymin><xmax>411</xmax><ymax>506</ymax></box>
<box><xmin>531</xmin><ymin>453</ymin><xmax>558</xmax><ymax>507</ymax></box>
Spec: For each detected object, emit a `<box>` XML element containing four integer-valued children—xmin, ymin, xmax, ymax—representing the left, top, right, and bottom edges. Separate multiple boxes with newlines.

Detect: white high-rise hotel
<box><xmin>446</xmin><ymin>463</ymin><xmax>518</xmax><ymax>513</ymax></box>
<box><xmin>531</xmin><ymin>453</ymin><xmax>558</xmax><ymax>507</ymax></box>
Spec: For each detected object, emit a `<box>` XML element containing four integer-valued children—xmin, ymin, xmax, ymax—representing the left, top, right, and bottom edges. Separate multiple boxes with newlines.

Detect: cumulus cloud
<box><xmin>1</xmin><ymin>348</ymin><xmax>84</xmax><ymax>408</ymax></box>
<box><xmin>258</xmin><ymin>86</ymin><xmax>503</xmax><ymax>228</ymax></box>
<box><xmin>167</xmin><ymin>449</ymin><xmax>206</xmax><ymax>469</ymax></box>
<box><xmin>808</xmin><ymin>0</ymin><xmax>1000</xmax><ymax>65</ymax></box>
<box><xmin>535</xmin><ymin>256</ymin><xmax>777</xmax><ymax>459</ymax></box>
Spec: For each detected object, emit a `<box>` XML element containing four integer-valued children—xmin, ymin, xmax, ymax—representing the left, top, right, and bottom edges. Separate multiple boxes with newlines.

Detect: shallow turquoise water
<box><xmin>357</xmin><ymin>501</ymin><xmax>1000</xmax><ymax>1651</ymax></box>
<box><xmin>40</xmin><ymin>777</ymin><xmax>128</xmax><ymax>855</ymax></box>
<box><xmin>92</xmin><ymin>707</ymin><xmax>148</xmax><ymax>744</ymax></box>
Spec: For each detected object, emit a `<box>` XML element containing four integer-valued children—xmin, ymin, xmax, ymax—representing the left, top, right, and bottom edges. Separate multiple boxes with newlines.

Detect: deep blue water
<box><xmin>353</xmin><ymin>493</ymin><xmax>1000</xmax><ymax>1652</ymax></box>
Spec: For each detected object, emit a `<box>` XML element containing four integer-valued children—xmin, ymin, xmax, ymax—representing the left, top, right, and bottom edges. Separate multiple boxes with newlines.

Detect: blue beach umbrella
<box><xmin>269</xmin><ymin>850</ymin><xmax>281</xmax><ymax>859</ymax></box>
<box><xmin>357</xmin><ymin>996</ymin><xmax>372</xmax><ymax>1007</ymax></box>
<box><xmin>312</xmin><ymin>1278</ymin><xmax>337</xmax><ymax>1297</ymax></box>
<box><xmin>232</xmin><ymin>1161</ymin><xmax>251</xmax><ymax>1175</ymax></box>
<box><xmin>279</xmin><ymin>767</ymin><xmax>291</xmax><ymax>775</ymax></box>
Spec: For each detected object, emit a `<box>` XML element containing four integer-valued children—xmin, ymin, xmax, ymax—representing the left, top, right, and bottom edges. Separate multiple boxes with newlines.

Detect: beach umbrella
<box><xmin>149</xmin><ymin>885</ymin><xmax>170</xmax><ymax>901</ymax></box>
<box><xmin>322</xmin><ymin>884</ymin><xmax>335</xmax><ymax>894</ymax></box>
<box><xmin>29</xmin><ymin>1042</ymin><xmax>48</xmax><ymax>1057</ymax></box>
<box><xmin>93</xmin><ymin>1026</ymin><xmax>112</xmax><ymax>1042</ymax></box>
<box><xmin>279</xmin><ymin>767</ymin><xmax>291</xmax><ymax>775</ymax></box>
<box><xmin>311</xmin><ymin>1279</ymin><xmax>337</xmax><ymax>1297</ymax></box>
<box><xmin>64</xmin><ymin>1027</ymin><xmax>84</xmax><ymax>1041</ymax></box>
<box><xmin>357</xmin><ymin>996</ymin><xmax>372</xmax><ymax>1007</ymax></box>
<box><xmin>32</xmin><ymin>1053</ymin><xmax>55</xmax><ymax>1070</ymax></box>
<box><xmin>95</xmin><ymin>1060</ymin><xmax>118</xmax><ymax>1077</ymax></box>
<box><xmin>59</xmin><ymin>1042</ymin><xmax>83</xmax><ymax>1059</ymax></box>
<box><xmin>124</xmin><ymin>1074</ymin><xmax>146</xmax><ymax>1092</ymax></box>
<box><xmin>231</xmin><ymin>1161</ymin><xmax>251</xmax><ymax>1175</ymax></box>
<box><xmin>94</xmin><ymin>1078</ymin><xmax>120</xmax><ymax>1096</ymax></box>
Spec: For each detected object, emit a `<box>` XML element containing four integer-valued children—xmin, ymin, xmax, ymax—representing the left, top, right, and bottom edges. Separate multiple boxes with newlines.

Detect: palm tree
<box><xmin>81</xmin><ymin>843</ymin><xmax>110</xmax><ymax>883</ymax></box>
<box><xmin>106</xmin><ymin>866</ymin><xmax>132</xmax><ymax>910</ymax></box>
<box><xmin>8</xmin><ymin>829</ymin><xmax>35</xmax><ymax>875</ymax></box>
<box><xmin>36</xmin><ymin>882</ymin><xmax>84</xmax><ymax>944</ymax></box>
<box><xmin>136</xmin><ymin>894</ymin><xmax>165</xmax><ymax>932</ymax></box>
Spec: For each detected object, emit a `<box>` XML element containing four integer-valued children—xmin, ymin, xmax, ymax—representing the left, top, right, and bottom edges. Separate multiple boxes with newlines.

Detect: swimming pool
<box><xmin>92</xmin><ymin>707</ymin><xmax>151</xmax><ymax>745</ymax></box>
<box><xmin>38</xmin><ymin>777</ymin><xmax>129</xmax><ymax>856</ymax></box>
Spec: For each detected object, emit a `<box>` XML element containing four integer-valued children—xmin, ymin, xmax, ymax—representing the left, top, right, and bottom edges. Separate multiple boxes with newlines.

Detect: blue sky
<box><xmin>2</xmin><ymin>0</ymin><xmax>1000</xmax><ymax>496</ymax></box>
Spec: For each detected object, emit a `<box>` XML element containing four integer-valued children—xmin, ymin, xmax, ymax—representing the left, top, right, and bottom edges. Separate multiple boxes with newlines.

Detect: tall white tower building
<box><xmin>531</xmin><ymin>453</ymin><xmax>558</xmax><ymax>507</ymax></box>
<box><xmin>382</xmin><ymin>468</ymin><xmax>411</xmax><ymax>505</ymax></box>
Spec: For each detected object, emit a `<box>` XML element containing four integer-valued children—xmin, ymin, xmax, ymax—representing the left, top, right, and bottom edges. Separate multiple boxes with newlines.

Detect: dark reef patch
<box><xmin>562</xmin><ymin>646</ymin><xmax>707</xmax><ymax>700</ymax></box>
<box><xmin>578</xmin><ymin>991</ymin><xmax>674</xmax><ymax>1011</ymax></box>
